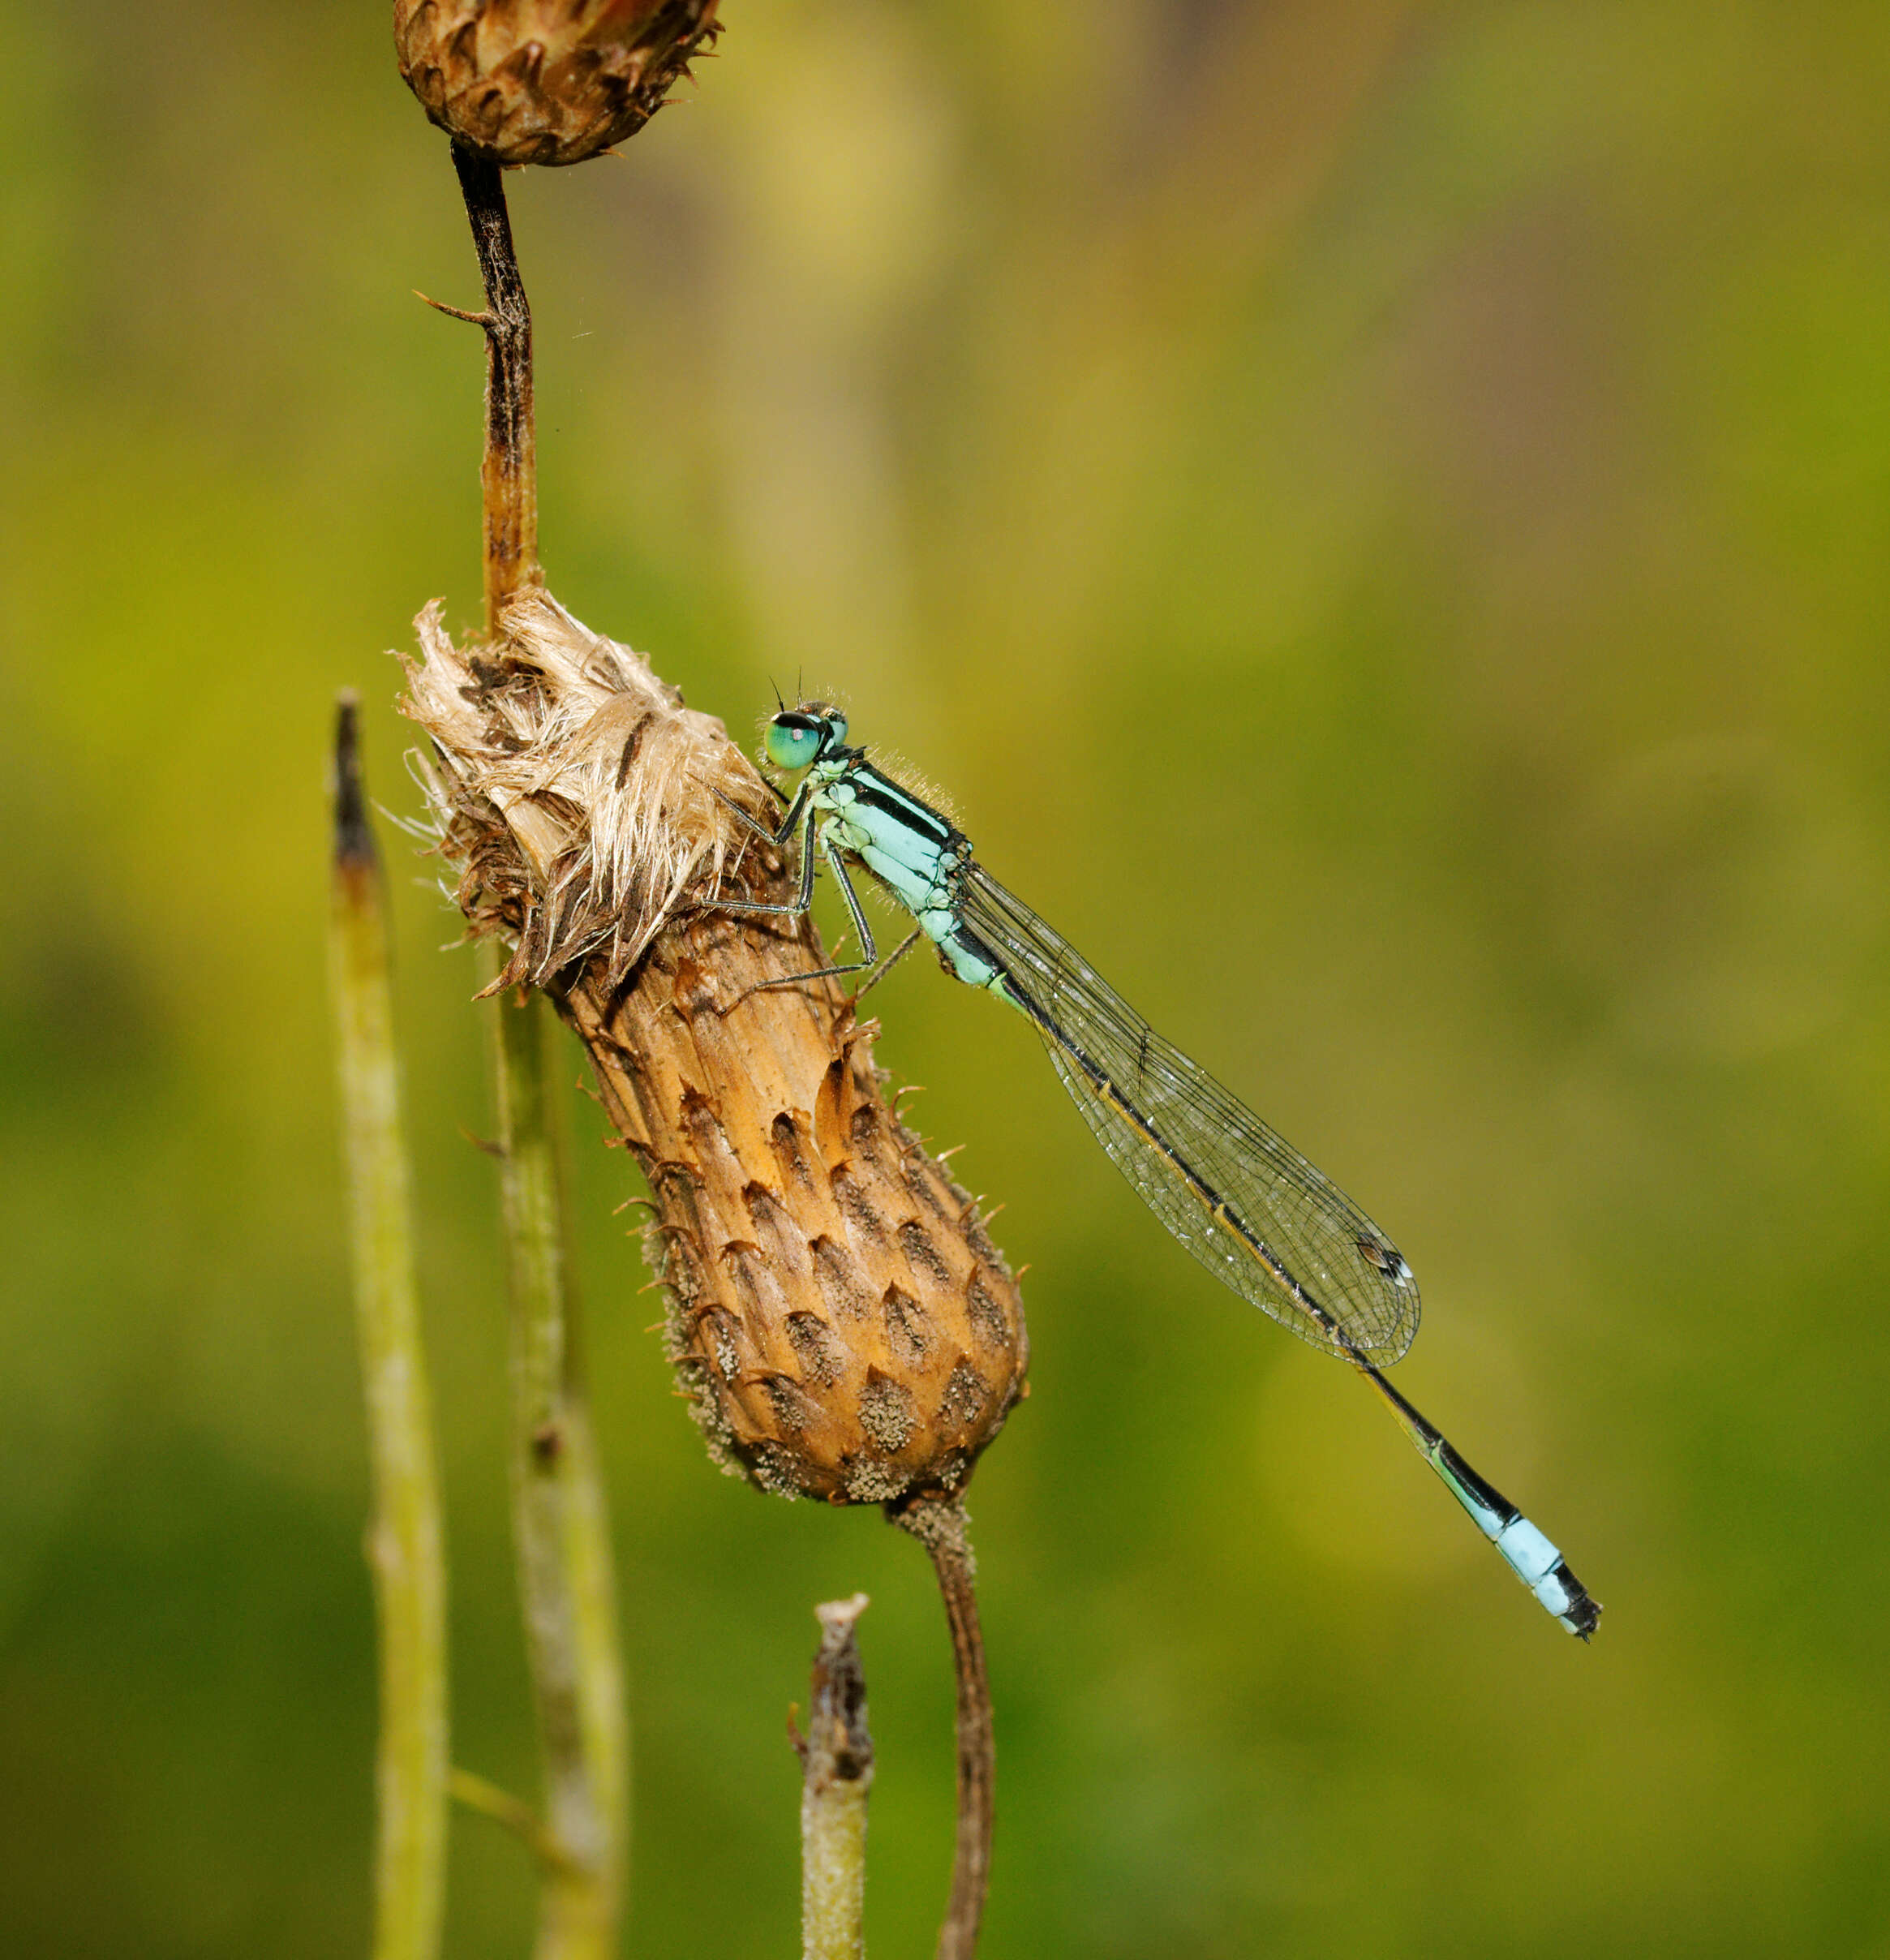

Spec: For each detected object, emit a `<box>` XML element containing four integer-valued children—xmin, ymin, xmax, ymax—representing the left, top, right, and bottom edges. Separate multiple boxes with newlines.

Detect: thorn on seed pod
<box><xmin>393</xmin><ymin>0</ymin><xmax>722</xmax><ymax>168</ymax></box>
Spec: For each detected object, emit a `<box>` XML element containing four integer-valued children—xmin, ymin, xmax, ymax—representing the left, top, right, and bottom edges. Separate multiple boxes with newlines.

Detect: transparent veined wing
<box><xmin>957</xmin><ymin>866</ymin><xmax>1420</xmax><ymax>1366</ymax></box>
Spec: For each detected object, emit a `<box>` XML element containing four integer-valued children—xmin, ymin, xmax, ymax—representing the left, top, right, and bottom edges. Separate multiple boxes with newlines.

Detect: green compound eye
<box><xmin>764</xmin><ymin>716</ymin><xmax>823</xmax><ymax>771</ymax></box>
<box><xmin>764</xmin><ymin>707</ymin><xmax>846</xmax><ymax>771</ymax></box>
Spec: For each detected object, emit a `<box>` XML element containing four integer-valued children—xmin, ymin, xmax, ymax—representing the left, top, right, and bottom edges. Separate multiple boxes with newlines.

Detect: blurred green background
<box><xmin>5</xmin><ymin>1</ymin><xmax>1888</xmax><ymax>1953</ymax></box>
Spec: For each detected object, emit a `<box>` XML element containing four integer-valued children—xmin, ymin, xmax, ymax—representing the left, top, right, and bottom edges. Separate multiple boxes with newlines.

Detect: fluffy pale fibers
<box><xmin>405</xmin><ymin>592</ymin><xmax>762</xmax><ymax>991</ymax></box>
<box><xmin>404</xmin><ymin>593</ymin><xmax>1029</xmax><ymax>1502</ymax></box>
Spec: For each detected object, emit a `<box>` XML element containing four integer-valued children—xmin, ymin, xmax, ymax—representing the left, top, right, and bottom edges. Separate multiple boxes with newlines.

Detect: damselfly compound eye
<box><xmin>765</xmin><ymin>716</ymin><xmax>825</xmax><ymax>771</ymax></box>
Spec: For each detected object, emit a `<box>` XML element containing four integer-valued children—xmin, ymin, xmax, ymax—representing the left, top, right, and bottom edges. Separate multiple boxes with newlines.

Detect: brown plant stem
<box><xmin>797</xmin><ymin>1594</ymin><xmax>875</xmax><ymax>1960</ymax></box>
<box><xmin>891</xmin><ymin>1493</ymin><xmax>993</xmax><ymax>1960</ymax></box>
<box><xmin>448</xmin><ymin>141</ymin><xmax>541</xmax><ymax>636</ymax></box>
<box><xmin>443</xmin><ymin>142</ymin><xmax>627</xmax><ymax>1960</ymax></box>
<box><xmin>330</xmin><ymin>696</ymin><xmax>450</xmax><ymax>1960</ymax></box>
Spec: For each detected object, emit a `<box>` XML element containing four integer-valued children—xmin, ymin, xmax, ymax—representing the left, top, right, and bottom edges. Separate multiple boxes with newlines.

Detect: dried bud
<box><xmin>404</xmin><ymin>592</ymin><xmax>1029</xmax><ymax>1502</ymax></box>
<box><xmin>394</xmin><ymin>0</ymin><xmax>720</xmax><ymax>167</ymax></box>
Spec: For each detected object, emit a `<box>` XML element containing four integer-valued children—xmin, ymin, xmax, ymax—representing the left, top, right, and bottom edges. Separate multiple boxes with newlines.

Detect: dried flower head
<box><xmin>404</xmin><ymin>592</ymin><xmax>1029</xmax><ymax>1502</ymax></box>
<box><xmin>394</xmin><ymin>0</ymin><xmax>720</xmax><ymax>167</ymax></box>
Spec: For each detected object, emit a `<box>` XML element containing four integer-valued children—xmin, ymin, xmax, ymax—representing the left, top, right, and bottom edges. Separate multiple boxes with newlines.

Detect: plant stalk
<box><xmin>891</xmin><ymin>1494</ymin><xmax>994</xmax><ymax>1960</ymax></box>
<box><xmin>449</xmin><ymin>141</ymin><xmax>542</xmax><ymax>637</ymax></box>
<box><xmin>449</xmin><ymin>140</ymin><xmax>628</xmax><ymax>1960</ymax></box>
<box><xmin>330</xmin><ymin>694</ymin><xmax>450</xmax><ymax>1960</ymax></box>
<box><xmin>799</xmin><ymin>1595</ymin><xmax>875</xmax><ymax>1960</ymax></box>
<box><xmin>490</xmin><ymin>964</ymin><xmax>630</xmax><ymax>1960</ymax></box>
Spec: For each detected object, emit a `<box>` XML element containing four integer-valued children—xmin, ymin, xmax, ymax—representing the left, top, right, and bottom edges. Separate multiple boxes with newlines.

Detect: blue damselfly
<box><xmin>716</xmin><ymin>703</ymin><xmax>1600</xmax><ymax>1638</ymax></box>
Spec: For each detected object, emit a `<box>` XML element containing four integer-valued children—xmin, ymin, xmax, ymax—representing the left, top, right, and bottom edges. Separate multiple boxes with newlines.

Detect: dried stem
<box><xmin>449</xmin><ymin>142</ymin><xmax>541</xmax><ymax>635</ymax></box>
<box><xmin>416</xmin><ymin>89</ymin><xmax>1024</xmax><ymax>1960</ymax></box>
<box><xmin>329</xmin><ymin>696</ymin><xmax>450</xmax><ymax>1960</ymax></box>
<box><xmin>490</xmin><ymin>966</ymin><xmax>630</xmax><ymax>1960</ymax></box>
<box><xmin>445</xmin><ymin>141</ymin><xmax>628</xmax><ymax>1960</ymax></box>
<box><xmin>797</xmin><ymin>1594</ymin><xmax>874</xmax><ymax>1960</ymax></box>
<box><xmin>891</xmin><ymin>1493</ymin><xmax>993</xmax><ymax>1960</ymax></box>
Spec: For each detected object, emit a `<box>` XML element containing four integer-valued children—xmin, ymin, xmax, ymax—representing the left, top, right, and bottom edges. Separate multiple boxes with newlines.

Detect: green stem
<box><xmin>800</xmin><ymin>1596</ymin><xmax>874</xmax><ymax>1960</ymax></box>
<box><xmin>489</xmin><ymin>965</ymin><xmax>630</xmax><ymax>1960</ymax></box>
<box><xmin>449</xmin><ymin>1768</ymin><xmax>572</xmax><ymax>1876</ymax></box>
<box><xmin>330</xmin><ymin>694</ymin><xmax>450</xmax><ymax>1960</ymax></box>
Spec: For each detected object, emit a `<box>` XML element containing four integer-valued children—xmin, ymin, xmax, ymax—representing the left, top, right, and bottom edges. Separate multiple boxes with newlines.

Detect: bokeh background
<box><xmin>6</xmin><ymin>2</ymin><xmax>1888</xmax><ymax>1953</ymax></box>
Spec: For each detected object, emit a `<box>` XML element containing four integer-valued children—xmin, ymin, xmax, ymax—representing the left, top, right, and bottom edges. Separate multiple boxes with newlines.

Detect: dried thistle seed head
<box><xmin>563</xmin><ymin>932</ymin><xmax>1029</xmax><ymax>1503</ymax></box>
<box><xmin>402</xmin><ymin>591</ymin><xmax>1029</xmax><ymax>1502</ymax></box>
<box><xmin>403</xmin><ymin>591</ymin><xmax>755</xmax><ymax>991</ymax></box>
<box><xmin>393</xmin><ymin>0</ymin><xmax>720</xmax><ymax>167</ymax></box>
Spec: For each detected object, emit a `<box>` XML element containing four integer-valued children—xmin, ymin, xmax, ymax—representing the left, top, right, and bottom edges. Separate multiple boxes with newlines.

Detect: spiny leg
<box><xmin>851</xmin><ymin>926</ymin><xmax>926</xmax><ymax>1004</ymax></box>
<box><xmin>714</xmin><ymin>777</ymin><xmax>811</xmax><ymax>853</ymax></box>
<box><xmin>711</xmin><ymin>790</ymin><xmax>819</xmax><ymax>921</ymax></box>
<box><xmin>737</xmin><ymin>840</ymin><xmax>882</xmax><ymax>999</ymax></box>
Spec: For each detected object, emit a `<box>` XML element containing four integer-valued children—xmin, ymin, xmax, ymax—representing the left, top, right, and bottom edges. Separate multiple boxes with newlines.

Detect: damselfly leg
<box><xmin>711</xmin><ymin>786</ymin><xmax>895</xmax><ymax>998</ymax></box>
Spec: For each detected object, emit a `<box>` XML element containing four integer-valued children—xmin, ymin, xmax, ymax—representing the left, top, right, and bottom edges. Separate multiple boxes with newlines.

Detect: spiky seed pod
<box><xmin>404</xmin><ymin>592</ymin><xmax>1029</xmax><ymax>1502</ymax></box>
<box><xmin>393</xmin><ymin>0</ymin><xmax>720</xmax><ymax>167</ymax></box>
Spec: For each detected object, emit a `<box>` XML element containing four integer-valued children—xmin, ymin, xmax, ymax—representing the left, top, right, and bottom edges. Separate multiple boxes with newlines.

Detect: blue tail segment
<box><xmin>1364</xmin><ymin>1364</ymin><xmax>1600</xmax><ymax>1639</ymax></box>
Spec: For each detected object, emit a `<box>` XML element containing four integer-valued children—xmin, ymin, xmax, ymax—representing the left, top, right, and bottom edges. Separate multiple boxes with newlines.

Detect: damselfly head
<box><xmin>765</xmin><ymin>703</ymin><xmax>848</xmax><ymax>772</ymax></box>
